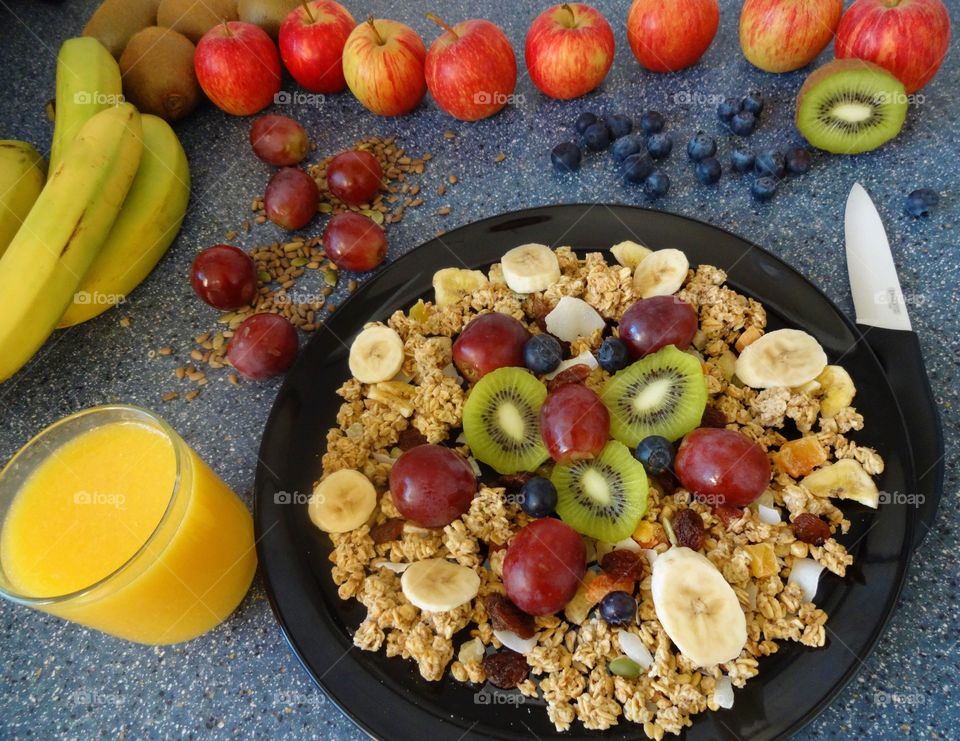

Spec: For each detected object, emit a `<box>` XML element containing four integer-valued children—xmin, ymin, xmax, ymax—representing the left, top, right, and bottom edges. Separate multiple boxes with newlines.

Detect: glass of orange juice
<box><xmin>0</xmin><ymin>405</ymin><xmax>256</xmax><ymax>644</ymax></box>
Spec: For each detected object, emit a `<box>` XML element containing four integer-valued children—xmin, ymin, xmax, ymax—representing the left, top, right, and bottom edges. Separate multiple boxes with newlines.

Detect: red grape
<box><xmin>249</xmin><ymin>114</ymin><xmax>309</xmax><ymax>166</ymax></box>
<box><xmin>264</xmin><ymin>167</ymin><xmax>319</xmax><ymax>230</ymax></box>
<box><xmin>389</xmin><ymin>444</ymin><xmax>477</xmax><ymax>527</ymax></box>
<box><xmin>674</xmin><ymin>427</ymin><xmax>770</xmax><ymax>507</ymax></box>
<box><xmin>190</xmin><ymin>244</ymin><xmax>257</xmax><ymax>310</ymax></box>
<box><xmin>618</xmin><ymin>296</ymin><xmax>698</xmax><ymax>358</ymax></box>
<box><xmin>226</xmin><ymin>313</ymin><xmax>298</xmax><ymax>380</ymax></box>
<box><xmin>322</xmin><ymin>212</ymin><xmax>388</xmax><ymax>272</ymax></box>
<box><xmin>503</xmin><ymin>519</ymin><xmax>585</xmax><ymax>616</ymax></box>
<box><xmin>452</xmin><ymin>313</ymin><xmax>531</xmax><ymax>383</ymax></box>
<box><xmin>326</xmin><ymin>150</ymin><xmax>383</xmax><ymax>205</ymax></box>
<box><xmin>540</xmin><ymin>383</ymin><xmax>610</xmax><ymax>463</ymax></box>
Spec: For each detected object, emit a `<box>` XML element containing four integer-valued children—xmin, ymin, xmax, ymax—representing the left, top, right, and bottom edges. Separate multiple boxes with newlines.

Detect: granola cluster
<box><xmin>319</xmin><ymin>247</ymin><xmax>882</xmax><ymax>736</ymax></box>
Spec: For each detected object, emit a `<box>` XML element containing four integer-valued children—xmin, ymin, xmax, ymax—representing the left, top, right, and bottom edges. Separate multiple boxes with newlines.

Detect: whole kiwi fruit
<box><xmin>119</xmin><ymin>27</ymin><xmax>200</xmax><ymax>122</ymax></box>
<box><xmin>83</xmin><ymin>0</ymin><xmax>161</xmax><ymax>58</ymax></box>
<box><xmin>157</xmin><ymin>0</ymin><xmax>239</xmax><ymax>44</ymax></box>
<box><xmin>237</xmin><ymin>0</ymin><xmax>299</xmax><ymax>39</ymax></box>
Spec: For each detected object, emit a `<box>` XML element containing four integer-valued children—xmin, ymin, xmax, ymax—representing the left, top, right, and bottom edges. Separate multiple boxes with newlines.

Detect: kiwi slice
<box><xmin>796</xmin><ymin>59</ymin><xmax>907</xmax><ymax>155</ymax></box>
<box><xmin>601</xmin><ymin>345</ymin><xmax>707</xmax><ymax>447</ymax></box>
<box><xmin>552</xmin><ymin>440</ymin><xmax>648</xmax><ymax>542</ymax></box>
<box><xmin>463</xmin><ymin>367</ymin><xmax>549</xmax><ymax>475</ymax></box>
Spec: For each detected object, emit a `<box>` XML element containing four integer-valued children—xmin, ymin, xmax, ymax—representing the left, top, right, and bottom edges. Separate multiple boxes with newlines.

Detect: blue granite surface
<box><xmin>0</xmin><ymin>0</ymin><xmax>957</xmax><ymax>738</ymax></box>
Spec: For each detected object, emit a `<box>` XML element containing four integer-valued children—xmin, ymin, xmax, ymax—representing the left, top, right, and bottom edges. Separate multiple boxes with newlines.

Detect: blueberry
<box><xmin>785</xmin><ymin>147</ymin><xmax>811</xmax><ymax>174</ymax></box>
<box><xmin>730</xmin><ymin>146</ymin><xmax>755</xmax><ymax>174</ymax></box>
<box><xmin>639</xmin><ymin>110</ymin><xmax>665</xmax><ymax>134</ymax></box>
<box><xmin>612</xmin><ymin>134</ymin><xmax>644</xmax><ymax>163</ymax></box>
<box><xmin>730</xmin><ymin>111</ymin><xmax>757</xmax><ymax>137</ymax></box>
<box><xmin>695</xmin><ymin>157</ymin><xmax>722</xmax><ymax>185</ymax></box>
<box><xmin>520</xmin><ymin>477</ymin><xmax>558</xmax><ymax>518</ymax></box>
<box><xmin>686</xmin><ymin>131</ymin><xmax>716</xmax><ymax>162</ymax></box>
<box><xmin>751</xmin><ymin>176</ymin><xmax>778</xmax><ymax>202</ymax></box>
<box><xmin>551</xmin><ymin>142</ymin><xmax>582</xmax><ymax>172</ymax></box>
<box><xmin>742</xmin><ymin>90</ymin><xmax>764</xmax><ymax>115</ymax></box>
<box><xmin>755</xmin><ymin>150</ymin><xmax>785</xmax><ymax>178</ymax></box>
<box><xmin>623</xmin><ymin>153</ymin><xmax>654</xmax><ymax>183</ymax></box>
<box><xmin>644</xmin><ymin>169</ymin><xmax>670</xmax><ymax>198</ymax></box>
<box><xmin>599</xmin><ymin>590</ymin><xmax>636</xmax><ymax>626</ymax></box>
<box><xmin>523</xmin><ymin>333</ymin><xmax>563</xmax><ymax>373</ymax></box>
<box><xmin>606</xmin><ymin>113</ymin><xmax>633</xmax><ymax>140</ymax></box>
<box><xmin>905</xmin><ymin>188</ymin><xmax>939</xmax><ymax>217</ymax></box>
<box><xmin>647</xmin><ymin>132</ymin><xmax>673</xmax><ymax>159</ymax></box>
<box><xmin>597</xmin><ymin>337</ymin><xmax>630</xmax><ymax>372</ymax></box>
<box><xmin>717</xmin><ymin>100</ymin><xmax>738</xmax><ymax>122</ymax></box>
<box><xmin>634</xmin><ymin>435</ymin><xmax>674</xmax><ymax>475</ymax></box>
<box><xmin>575</xmin><ymin>112</ymin><xmax>598</xmax><ymax>134</ymax></box>
<box><xmin>583</xmin><ymin>121</ymin><xmax>612</xmax><ymax>151</ymax></box>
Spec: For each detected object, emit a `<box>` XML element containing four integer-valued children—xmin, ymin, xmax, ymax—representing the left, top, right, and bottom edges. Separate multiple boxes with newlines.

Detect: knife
<box><xmin>845</xmin><ymin>182</ymin><xmax>943</xmax><ymax>547</ymax></box>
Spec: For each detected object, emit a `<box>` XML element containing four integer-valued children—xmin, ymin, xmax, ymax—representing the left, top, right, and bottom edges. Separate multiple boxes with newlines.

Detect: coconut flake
<box><xmin>545</xmin><ymin>296</ymin><xmax>606</xmax><ymax>342</ymax></box>
<box><xmin>458</xmin><ymin>637</ymin><xmax>484</xmax><ymax>664</ymax></box>
<box><xmin>373</xmin><ymin>560</ymin><xmax>410</xmax><ymax>574</ymax></box>
<box><xmin>468</xmin><ymin>457</ymin><xmax>482</xmax><ymax>477</ymax></box>
<box><xmin>757</xmin><ymin>504</ymin><xmax>782</xmax><ymax>525</ymax></box>
<box><xmin>788</xmin><ymin>558</ymin><xmax>826</xmax><ymax>602</ymax></box>
<box><xmin>618</xmin><ymin>631</ymin><xmax>654</xmax><ymax>670</ymax></box>
<box><xmin>372</xmin><ymin>452</ymin><xmax>395</xmax><ymax>465</ymax></box>
<box><xmin>493</xmin><ymin>629</ymin><xmax>538</xmax><ymax>655</ymax></box>
<box><xmin>641</xmin><ymin>549</ymin><xmax>659</xmax><ymax>568</ymax></box>
<box><xmin>714</xmin><ymin>676</ymin><xmax>734</xmax><ymax>709</ymax></box>
<box><xmin>544</xmin><ymin>350</ymin><xmax>598</xmax><ymax>380</ymax></box>
<box><xmin>745</xmin><ymin>582</ymin><xmax>759</xmax><ymax>611</ymax></box>
<box><xmin>442</xmin><ymin>363</ymin><xmax>462</xmax><ymax>381</ymax></box>
<box><xmin>403</xmin><ymin>522</ymin><xmax>433</xmax><ymax>536</ymax></box>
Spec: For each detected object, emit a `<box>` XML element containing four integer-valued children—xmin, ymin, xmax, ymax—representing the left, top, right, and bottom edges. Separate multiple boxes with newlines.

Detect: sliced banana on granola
<box><xmin>735</xmin><ymin>328</ymin><xmax>827</xmax><ymax>389</ymax></box>
<box><xmin>816</xmin><ymin>365</ymin><xmax>856</xmax><ymax>417</ymax></box>
<box><xmin>433</xmin><ymin>267</ymin><xmax>489</xmax><ymax>307</ymax></box>
<box><xmin>309</xmin><ymin>469</ymin><xmax>377</xmax><ymax>533</ymax></box>
<box><xmin>651</xmin><ymin>547</ymin><xmax>747</xmax><ymax>667</ymax></box>
<box><xmin>501</xmin><ymin>243</ymin><xmax>561</xmax><ymax>293</ymax></box>
<box><xmin>632</xmin><ymin>248</ymin><xmax>689</xmax><ymax>298</ymax></box>
<box><xmin>610</xmin><ymin>240</ymin><xmax>652</xmax><ymax>269</ymax></box>
<box><xmin>401</xmin><ymin>558</ymin><xmax>481</xmax><ymax>612</ymax></box>
<box><xmin>348</xmin><ymin>324</ymin><xmax>405</xmax><ymax>384</ymax></box>
<box><xmin>801</xmin><ymin>459</ymin><xmax>879</xmax><ymax>508</ymax></box>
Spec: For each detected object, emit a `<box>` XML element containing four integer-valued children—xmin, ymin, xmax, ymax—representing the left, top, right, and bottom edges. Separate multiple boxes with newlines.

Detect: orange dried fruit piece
<box><xmin>773</xmin><ymin>436</ymin><xmax>828</xmax><ymax>478</ymax></box>
<box><xmin>585</xmin><ymin>572</ymin><xmax>635</xmax><ymax>604</ymax></box>
<box><xmin>632</xmin><ymin>520</ymin><xmax>666</xmax><ymax>548</ymax></box>
<box><xmin>744</xmin><ymin>542</ymin><xmax>779</xmax><ymax>578</ymax></box>
<box><xmin>564</xmin><ymin>571</ymin><xmax>599</xmax><ymax>625</ymax></box>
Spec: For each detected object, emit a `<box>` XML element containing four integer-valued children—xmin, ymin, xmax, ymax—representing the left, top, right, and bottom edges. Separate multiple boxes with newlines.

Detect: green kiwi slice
<box><xmin>796</xmin><ymin>59</ymin><xmax>907</xmax><ymax>155</ymax></box>
<box><xmin>463</xmin><ymin>367</ymin><xmax>549</xmax><ymax>474</ymax></box>
<box><xmin>552</xmin><ymin>440</ymin><xmax>648</xmax><ymax>542</ymax></box>
<box><xmin>601</xmin><ymin>345</ymin><xmax>707</xmax><ymax>447</ymax></box>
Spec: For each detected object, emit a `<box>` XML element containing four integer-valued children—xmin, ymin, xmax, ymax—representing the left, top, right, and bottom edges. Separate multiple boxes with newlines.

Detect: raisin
<box><xmin>547</xmin><ymin>363</ymin><xmax>591</xmax><ymax>390</ymax></box>
<box><xmin>600</xmin><ymin>549</ymin><xmax>643</xmax><ymax>581</ymax></box>
<box><xmin>397</xmin><ymin>426</ymin><xmax>428</xmax><ymax>451</ymax></box>
<box><xmin>673</xmin><ymin>509</ymin><xmax>705</xmax><ymax>550</ymax></box>
<box><xmin>792</xmin><ymin>513</ymin><xmax>831</xmax><ymax>546</ymax></box>
<box><xmin>370</xmin><ymin>518</ymin><xmax>405</xmax><ymax>544</ymax></box>
<box><xmin>484</xmin><ymin>594</ymin><xmax>536</xmax><ymax>639</ymax></box>
<box><xmin>701</xmin><ymin>404</ymin><xmax>728</xmax><ymax>428</ymax></box>
<box><xmin>652</xmin><ymin>473</ymin><xmax>677</xmax><ymax>497</ymax></box>
<box><xmin>527</xmin><ymin>296</ymin><xmax>551</xmax><ymax>331</ymax></box>
<box><xmin>482</xmin><ymin>650</ymin><xmax>529</xmax><ymax>689</ymax></box>
<box><xmin>713</xmin><ymin>505</ymin><xmax>745</xmax><ymax>528</ymax></box>
<box><xmin>494</xmin><ymin>472</ymin><xmax>533</xmax><ymax>492</ymax></box>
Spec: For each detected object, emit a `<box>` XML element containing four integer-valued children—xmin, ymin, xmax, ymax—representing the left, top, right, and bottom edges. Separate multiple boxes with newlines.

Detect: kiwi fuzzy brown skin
<box><xmin>157</xmin><ymin>0</ymin><xmax>240</xmax><ymax>44</ymax></box>
<box><xmin>237</xmin><ymin>0</ymin><xmax>300</xmax><ymax>39</ymax></box>
<box><xmin>83</xmin><ymin>0</ymin><xmax>162</xmax><ymax>58</ymax></box>
<box><xmin>120</xmin><ymin>27</ymin><xmax>201</xmax><ymax>122</ymax></box>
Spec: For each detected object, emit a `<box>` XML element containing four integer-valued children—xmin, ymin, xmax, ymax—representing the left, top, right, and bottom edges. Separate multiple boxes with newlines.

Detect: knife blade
<box><xmin>844</xmin><ymin>182</ymin><xmax>912</xmax><ymax>331</ymax></box>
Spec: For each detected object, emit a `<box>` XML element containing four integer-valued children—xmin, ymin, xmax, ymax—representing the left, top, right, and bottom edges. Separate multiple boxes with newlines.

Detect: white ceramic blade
<box><xmin>844</xmin><ymin>183</ymin><xmax>912</xmax><ymax>331</ymax></box>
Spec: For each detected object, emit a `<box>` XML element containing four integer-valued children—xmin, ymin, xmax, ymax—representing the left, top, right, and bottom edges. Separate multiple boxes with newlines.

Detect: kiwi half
<box><xmin>796</xmin><ymin>59</ymin><xmax>907</xmax><ymax>155</ymax></box>
<box><xmin>552</xmin><ymin>440</ymin><xmax>648</xmax><ymax>543</ymax></box>
<box><xmin>463</xmin><ymin>367</ymin><xmax>549</xmax><ymax>475</ymax></box>
<box><xmin>601</xmin><ymin>345</ymin><xmax>707</xmax><ymax>447</ymax></box>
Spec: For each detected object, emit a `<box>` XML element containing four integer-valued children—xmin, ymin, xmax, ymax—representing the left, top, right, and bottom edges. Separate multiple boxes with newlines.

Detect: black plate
<box><xmin>255</xmin><ymin>205</ymin><xmax>918</xmax><ymax>740</ymax></box>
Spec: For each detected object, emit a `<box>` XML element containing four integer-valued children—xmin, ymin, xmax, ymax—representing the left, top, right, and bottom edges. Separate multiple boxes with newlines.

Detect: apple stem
<box><xmin>426</xmin><ymin>12</ymin><xmax>458</xmax><ymax>39</ymax></box>
<box><xmin>367</xmin><ymin>16</ymin><xmax>385</xmax><ymax>45</ymax></box>
<box><xmin>561</xmin><ymin>3</ymin><xmax>576</xmax><ymax>27</ymax></box>
<box><xmin>300</xmin><ymin>0</ymin><xmax>314</xmax><ymax>23</ymax></box>
<box><xmin>221</xmin><ymin>18</ymin><xmax>232</xmax><ymax>37</ymax></box>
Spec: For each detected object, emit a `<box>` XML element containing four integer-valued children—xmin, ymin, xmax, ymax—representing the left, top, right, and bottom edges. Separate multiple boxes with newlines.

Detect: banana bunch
<box><xmin>0</xmin><ymin>141</ymin><xmax>46</xmax><ymax>256</ymax></box>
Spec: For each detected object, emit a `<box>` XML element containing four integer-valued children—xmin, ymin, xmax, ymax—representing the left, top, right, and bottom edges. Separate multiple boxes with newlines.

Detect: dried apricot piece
<box><xmin>744</xmin><ymin>542</ymin><xmax>778</xmax><ymax>578</ymax></box>
<box><xmin>774</xmin><ymin>436</ymin><xmax>828</xmax><ymax>478</ymax></box>
<box><xmin>632</xmin><ymin>520</ymin><xmax>666</xmax><ymax>548</ymax></box>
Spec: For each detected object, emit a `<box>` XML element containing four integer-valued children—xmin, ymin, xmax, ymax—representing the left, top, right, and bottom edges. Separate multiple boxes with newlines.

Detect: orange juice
<box><xmin>0</xmin><ymin>406</ymin><xmax>256</xmax><ymax>644</ymax></box>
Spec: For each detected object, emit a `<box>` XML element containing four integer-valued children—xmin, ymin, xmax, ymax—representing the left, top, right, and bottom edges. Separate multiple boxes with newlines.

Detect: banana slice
<box><xmin>400</xmin><ymin>558</ymin><xmax>481</xmax><ymax>612</ymax></box>
<box><xmin>433</xmin><ymin>267</ymin><xmax>489</xmax><ymax>307</ymax></box>
<box><xmin>501</xmin><ymin>243</ymin><xmax>561</xmax><ymax>293</ymax></box>
<box><xmin>309</xmin><ymin>469</ymin><xmax>378</xmax><ymax>533</ymax></box>
<box><xmin>651</xmin><ymin>547</ymin><xmax>747</xmax><ymax>667</ymax></box>
<box><xmin>816</xmin><ymin>365</ymin><xmax>856</xmax><ymax>417</ymax></box>
<box><xmin>632</xmin><ymin>248</ymin><xmax>689</xmax><ymax>298</ymax></box>
<box><xmin>801</xmin><ymin>459</ymin><xmax>879</xmax><ymax>508</ymax></box>
<box><xmin>348</xmin><ymin>324</ymin><xmax>405</xmax><ymax>384</ymax></box>
<box><xmin>610</xmin><ymin>240</ymin><xmax>652</xmax><ymax>269</ymax></box>
<box><xmin>735</xmin><ymin>328</ymin><xmax>827</xmax><ymax>389</ymax></box>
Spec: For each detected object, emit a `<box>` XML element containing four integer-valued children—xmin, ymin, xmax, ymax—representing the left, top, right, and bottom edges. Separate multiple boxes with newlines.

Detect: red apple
<box><xmin>525</xmin><ymin>3</ymin><xmax>615</xmax><ymax>99</ymax></box>
<box><xmin>626</xmin><ymin>0</ymin><xmax>719</xmax><ymax>72</ymax></box>
<box><xmin>835</xmin><ymin>0</ymin><xmax>950</xmax><ymax>93</ymax></box>
<box><xmin>425</xmin><ymin>14</ymin><xmax>518</xmax><ymax>121</ymax></box>
<box><xmin>740</xmin><ymin>0</ymin><xmax>843</xmax><ymax>73</ymax></box>
<box><xmin>195</xmin><ymin>21</ymin><xmax>281</xmax><ymax>116</ymax></box>
<box><xmin>278</xmin><ymin>0</ymin><xmax>355</xmax><ymax>94</ymax></box>
<box><xmin>342</xmin><ymin>17</ymin><xmax>427</xmax><ymax>116</ymax></box>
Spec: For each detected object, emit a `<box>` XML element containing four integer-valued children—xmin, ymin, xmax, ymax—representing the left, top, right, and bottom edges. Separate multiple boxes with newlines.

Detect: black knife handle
<box><xmin>858</xmin><ymin>325</ymin><xmax>944</xmax><ymax>547</ymax></box>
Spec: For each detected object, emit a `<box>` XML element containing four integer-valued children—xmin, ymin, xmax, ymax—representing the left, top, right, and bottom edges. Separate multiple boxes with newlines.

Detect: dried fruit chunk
<box><xmin>547</xmin><ymin>363</ymin><xmax>592</xmax><ymax>390</ymax></box>
<box><xmin>713</xmin><ymin>505</ymin><xmax>745</xmax><ymax>528</ymax></box>
<box><xmin>585</xmin><ymin>572</ymin><xmax>635</xmax><ymax>604</ymax></box>
<box><xmin>600</xmin><ymin>549</ymin><xmax>644</xmax><ymax>581</ymax></box>
<box><xmin>564</xmin><ymin>571</ymin><xmax>600</xmax><ymax>624</ymax></box>
<box><xmin>744</xmin><ymin>542</ymin><xmax>778</xmax><ymax>578</ymax></box>
<box><xmin>774</xmin><ymin>436</ymin><xmax>828</xmax><ymax>478</ymax></box>
<box><xmin>802</xmin><ymin>459</ymin><xmax>879</xmax><ymax>508</ymax></box>
<box><xmin>482</xmin><ymin>650</ymin><xmax>529</xmax><ymax>689</ymax></box>
<box><xmin>370</xmin><ymin>517</ymin><xmax>405</xmax><ymax>544</ymax></box>
<box><xmin>632</xmin><ymin>520</ymin><xmax>666</xmax><ymax>548</ymax></box>
<box><xmin>672</xmin><ymin>509</ymin><xmax>706</xmax><ymax>550</ymax></box>
<box><xmin>791</xmin><ymin>513</ymin><xmax>831</xmax><ymax>546</ymax></box>
<box><xmin>484</xmin><ymin>594</ymin><xmax>536</xmax><ymax>639</ymax></box>
<box><xmin>397</xmin><ymin>426</ymin><xmax>428</xmax><ymax>451</ymax></box>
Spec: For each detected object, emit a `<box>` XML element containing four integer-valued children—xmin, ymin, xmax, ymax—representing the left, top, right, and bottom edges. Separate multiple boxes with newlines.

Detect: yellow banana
<box><xmin>59</xmin><ymin>115</ymin><xmax>190</xmax><ymax>327</ymax></box>
<box><xmin>0</xmin><ymin>104</ymin><xmax>142</xmax><ymax>382</ymax></box>
<box><xmin>49</xmin><ymin>37</ymin><xmax>123</xmax><ymax>172</ymax></box>
<box><xmin>0</xmin><ymin>141</ymin><xmax>46</xmax><ymax>256</ymax></box>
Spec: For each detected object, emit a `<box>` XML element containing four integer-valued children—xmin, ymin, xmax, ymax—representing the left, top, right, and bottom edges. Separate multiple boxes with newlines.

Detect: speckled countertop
<box><xmin>0</xmin><ymin>0</ymin><xmax>957</xmax><ymax>737</ymax></box>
